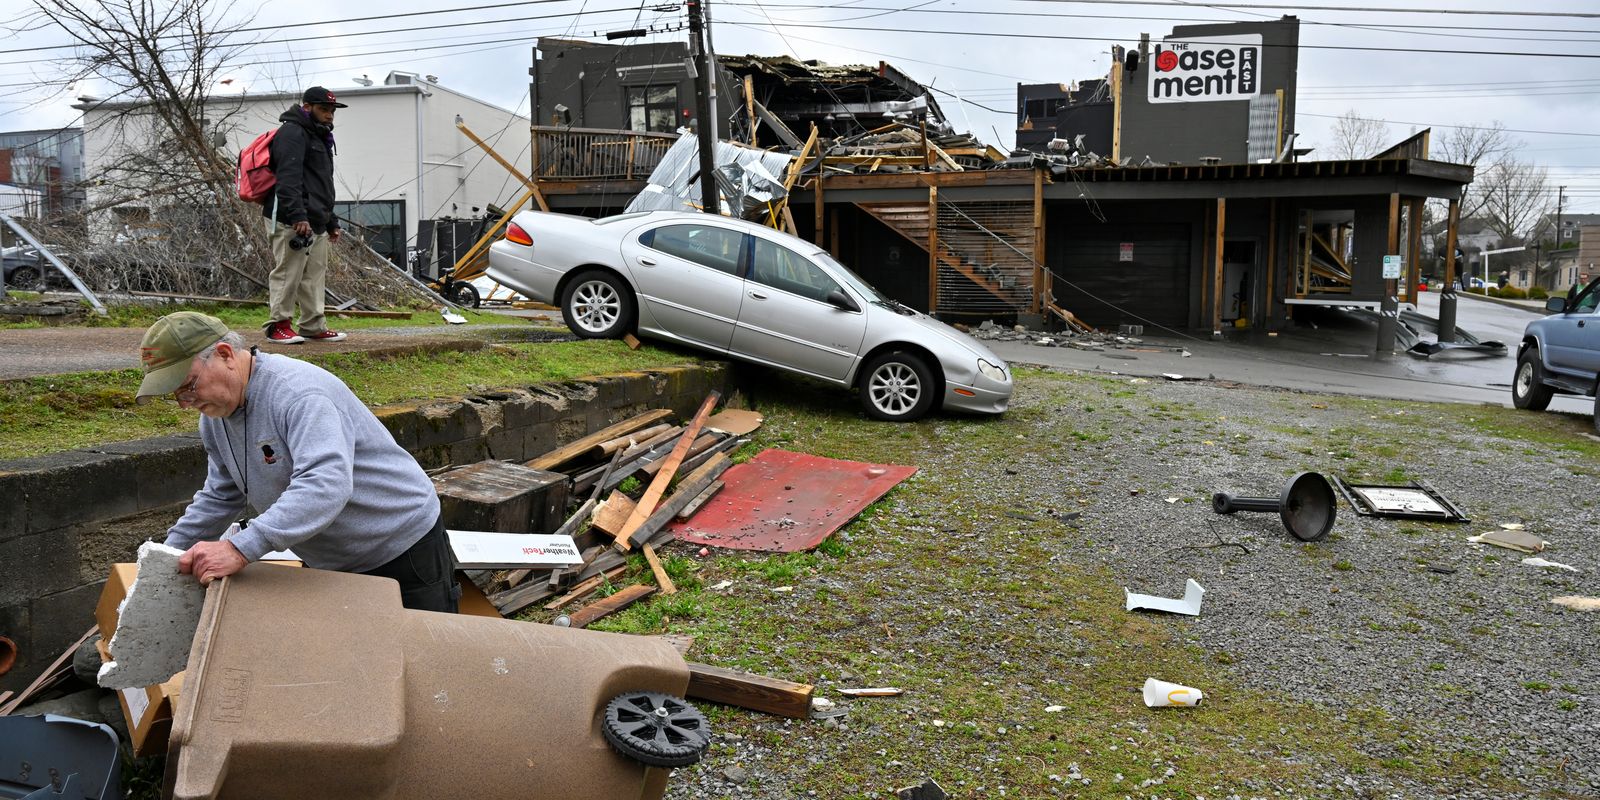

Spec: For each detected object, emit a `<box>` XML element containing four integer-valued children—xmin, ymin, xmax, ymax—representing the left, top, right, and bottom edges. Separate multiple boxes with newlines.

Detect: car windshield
<box><xmin>811</xmin><ymin>251</ymin><xmax>885</xmax><ymax>303</ymax></box>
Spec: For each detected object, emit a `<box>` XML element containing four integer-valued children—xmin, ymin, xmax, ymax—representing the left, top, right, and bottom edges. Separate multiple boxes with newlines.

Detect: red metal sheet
<box><xmin>667</xmin><ymin>449</ymin><xmax>917</xmax><ymax>553</ymax></box>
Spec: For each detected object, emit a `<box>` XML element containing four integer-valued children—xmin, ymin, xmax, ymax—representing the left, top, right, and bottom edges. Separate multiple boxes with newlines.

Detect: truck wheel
<box><xmin>1512</xmin><ymin>347</ymin><xmax>1553</xmax><ymax>411</ymax></box>
<box><xmin>600</xmin><ymin>691</ymin><xmax>711</xmax><ymax>768</ymax></box>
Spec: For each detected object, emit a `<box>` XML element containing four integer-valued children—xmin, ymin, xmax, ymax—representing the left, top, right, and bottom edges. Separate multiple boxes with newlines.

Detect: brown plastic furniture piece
<box><xmin>164</xmin><ymin>564</ymin><xmax>689</xmax><ymax>799</ymax></box>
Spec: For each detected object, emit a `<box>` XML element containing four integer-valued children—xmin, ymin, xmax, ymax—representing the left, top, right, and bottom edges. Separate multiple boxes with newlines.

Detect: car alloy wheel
<box><xmin>560</xmin><ymin>270</ymin><xmax>633</xmax><ymax>339</ymax></box>
<box><xmin>860</xmin><ymin>351</ymin><xmax>936</xmax><ymax>422</ymax></box>
<box><xmin>7</xmin><ymin>266</ymin><xmax>42</xmax><ymax>291</ymax></box>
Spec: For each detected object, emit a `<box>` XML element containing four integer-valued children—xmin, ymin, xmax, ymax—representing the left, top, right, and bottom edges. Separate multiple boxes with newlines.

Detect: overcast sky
<box><xmin>4</xmin><ymin>0</ymin><xmax>1600</xmax><ymax>212</ymax></box>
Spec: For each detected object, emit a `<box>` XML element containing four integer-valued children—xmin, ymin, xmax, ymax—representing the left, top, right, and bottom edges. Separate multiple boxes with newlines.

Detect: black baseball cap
<box><xmin>301</xmin><ymin>86</ymin><xmax>348</xmax><ymax>108</ymax></box>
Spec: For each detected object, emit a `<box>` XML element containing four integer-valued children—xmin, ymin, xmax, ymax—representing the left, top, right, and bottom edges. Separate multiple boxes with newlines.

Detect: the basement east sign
<box><xmin>1148</xmin><ymin>35</ymin><xmax>1262</xmax><ymax>103</ymax></box>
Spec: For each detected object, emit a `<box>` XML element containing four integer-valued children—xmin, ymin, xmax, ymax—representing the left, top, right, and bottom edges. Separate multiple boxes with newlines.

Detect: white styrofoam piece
<box><xmin>446</xmin><ymin>530</ymin><xmax>583</xmax><ymax>570</ymax></box>
<box><xmin>1124</xmin><ymin>578</ymin><xmax>1206</xmax><ymax>616</ymax></box>
<box><xmin>97</xmin><ymin>542</ymin><xmax>205</xmax><ymax>690</ymax></box>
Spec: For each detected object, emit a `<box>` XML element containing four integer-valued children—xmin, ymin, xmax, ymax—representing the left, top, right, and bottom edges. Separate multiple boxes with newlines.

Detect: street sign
<box><xmin>1382</xmin><ymin>255</ymin><xmax>1403</xmax><ymax>279</ymax></box>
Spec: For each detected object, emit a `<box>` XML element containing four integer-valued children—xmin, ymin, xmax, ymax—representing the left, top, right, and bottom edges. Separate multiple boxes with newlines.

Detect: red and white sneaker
<box><xmin>298</xmin><ymin>328</ymin><xmax>347</xmax><ymax>342</ymax></box>
<box><xmin>264</xmin><ymin>320</ymin><xmax>304</xmax><ymax>344</ymax></box>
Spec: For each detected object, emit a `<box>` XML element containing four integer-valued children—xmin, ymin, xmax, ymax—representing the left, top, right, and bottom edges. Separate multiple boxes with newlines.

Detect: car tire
<box><xmin>7</xmin><ymin>266</ymin><xmax>42</xmax><ymax>291</ymax></box>
<box><xmin>1512</xmin><ymin>346</ymin><xmax>1554</xmax><ymax>411</ymax></box>
<box><xmin>448</xmin><ymin>281</ymin><xmax>480</xmax><ymax>308</ymax></box>
<box><xmin>561</xmin><ymin>270</ymin><xmax>634</xmax><ymax>339</ymax></box>
<box><xmin>859</xmin><ymin>351</ymin><xmax>936</xmax><ymax>422</ymax></box>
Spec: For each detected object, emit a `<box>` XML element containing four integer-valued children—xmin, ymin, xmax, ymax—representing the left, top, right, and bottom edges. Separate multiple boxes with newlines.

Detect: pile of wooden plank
<box><xmin>818</xmin><ymin>123</ymin><xmax>1007</xmax><ymax>175</ymax></box>
<box><xmin>437</xmin><ymin>391</ymin><xmax>761</xmax><ymax>627</ymax></box>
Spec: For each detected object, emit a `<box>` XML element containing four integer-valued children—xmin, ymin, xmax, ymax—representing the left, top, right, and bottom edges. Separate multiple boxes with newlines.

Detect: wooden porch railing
<box><xmin>531</xmin><ymin>126</ymin><xmax>679</xmax><ymax>180</ymax></box>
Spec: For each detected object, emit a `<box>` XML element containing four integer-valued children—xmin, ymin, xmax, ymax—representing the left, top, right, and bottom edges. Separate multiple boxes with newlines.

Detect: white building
<box><xmin>75</xmin><ymin>72</ymin><xmax>530</xmax><ymax>265</ymax></box>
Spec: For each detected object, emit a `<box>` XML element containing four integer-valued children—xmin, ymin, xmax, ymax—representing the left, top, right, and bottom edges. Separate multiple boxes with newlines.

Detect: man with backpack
<box><xmin>261</xmin><ymin>86</ymin><xmax>348</xmax><ymax>344</ymax></box>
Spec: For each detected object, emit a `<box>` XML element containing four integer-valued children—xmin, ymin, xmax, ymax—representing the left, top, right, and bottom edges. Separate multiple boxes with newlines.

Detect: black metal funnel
<box><xmin>1212</xmin><ymin>471</ymin><xmax>1337</xmax><ymax>542</ymax></box>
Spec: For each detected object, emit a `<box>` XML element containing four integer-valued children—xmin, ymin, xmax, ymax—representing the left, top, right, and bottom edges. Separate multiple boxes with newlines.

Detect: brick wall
<box><xmin>0</xmin><ymin>364</ymin><xmax>728</xmax><ymax>693</ymax></box>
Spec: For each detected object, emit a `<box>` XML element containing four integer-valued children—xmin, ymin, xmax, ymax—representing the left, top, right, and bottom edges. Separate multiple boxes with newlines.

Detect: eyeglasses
<box><xmin>170</xmin><ymin>373</ymin><xmax>200</xmax><ymax>404</ymax></box>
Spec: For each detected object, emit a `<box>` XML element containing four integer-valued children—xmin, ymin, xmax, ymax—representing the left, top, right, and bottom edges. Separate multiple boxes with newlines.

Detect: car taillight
<box><xmin>503</xmin><ymin>222</ymin><xmax>533</xmax><ymax>246</ymax></box>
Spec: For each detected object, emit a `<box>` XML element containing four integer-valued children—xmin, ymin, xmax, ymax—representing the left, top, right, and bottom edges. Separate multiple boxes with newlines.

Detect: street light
<box><xmin>1483</xmin><ymin>245</ymin><xmax>1526</xmax><ymax>295</ymax></box>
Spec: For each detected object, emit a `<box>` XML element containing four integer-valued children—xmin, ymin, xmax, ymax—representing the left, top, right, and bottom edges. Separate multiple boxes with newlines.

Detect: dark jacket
<box><xmin>264</xmin><ymin>106</ymin><xmax>339</xmax><ymax>233</ymax></box>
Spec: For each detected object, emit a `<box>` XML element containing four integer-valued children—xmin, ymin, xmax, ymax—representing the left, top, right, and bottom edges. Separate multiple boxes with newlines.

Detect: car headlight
<box><xmin>977</xmin><ymin>358</ymin><xmax>1007</xmax><ymax>382</ymax></box>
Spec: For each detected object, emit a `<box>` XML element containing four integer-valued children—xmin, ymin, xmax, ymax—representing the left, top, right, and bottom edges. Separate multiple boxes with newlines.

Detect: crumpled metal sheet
<box><xmin>625</xmin><ymin>132</ymin><xmax>794</xmax><ymax>220</ymax></box>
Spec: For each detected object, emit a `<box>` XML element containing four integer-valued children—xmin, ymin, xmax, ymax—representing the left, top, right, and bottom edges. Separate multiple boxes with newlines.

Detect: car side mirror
<box><xmin>1546</xmin><ymin>296</ymin><xmax>1567</xmax><ymax>314</ymax></box>
<box><xmin>825</xmin><ymin>289</ymin><xmax>860</xmax><ymax>313</ymax></box>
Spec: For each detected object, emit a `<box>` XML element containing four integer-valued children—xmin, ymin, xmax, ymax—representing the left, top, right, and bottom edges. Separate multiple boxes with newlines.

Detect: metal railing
<box><xmin>531</xmin><ymin>126</ymin><xmax>678</xmax><ymax>180</ymax></box>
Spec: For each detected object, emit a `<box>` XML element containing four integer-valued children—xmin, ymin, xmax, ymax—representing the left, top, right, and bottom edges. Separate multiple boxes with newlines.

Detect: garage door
<box><xmin>1053</xmin><ymin>225</ymin><xmax>1191</xmax><ymax>329</ymax></box>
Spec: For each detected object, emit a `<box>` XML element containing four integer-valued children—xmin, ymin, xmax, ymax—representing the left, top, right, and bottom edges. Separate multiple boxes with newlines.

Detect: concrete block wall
<box><xmin>0</xmin><ymin>364</ymin><xmax>728</xmax><ymax>693</ymax></box>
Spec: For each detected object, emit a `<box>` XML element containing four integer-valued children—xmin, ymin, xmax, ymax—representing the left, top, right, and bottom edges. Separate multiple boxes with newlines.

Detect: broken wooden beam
<box><xmin>676</xmin><ymin>479</ymin><xmax>724</xmax><ymax>521</ymax></box>
<box><xmin>614</xmin><ymin>392</ymin><xmax>720</xmax><ymax>550</ymax></box>
<box><xmin>525</xmin><ymin>409</ymin><xmax>675</xmax><ymax>472</ymax></box>
<box><xmin>685</xmin><ymin>662</ymin><xmax>814</xmax><ymax>719</ymax></box>
<box><xmin>616</xmin><ymin>453</ymin><xmax>732</xmax><ymax>553</ymax></box>
<box><xmin>568</xmin><ymin>584</ymin><xmax>655</xmax><ymax>628</ymax></box>
<box><xmin>641</xmin><ymin>543</ymin><xmax>676</xmax><ymax>595</ymax></box>
<box><xmin>591</xmin><ymin>423</ymin><xmax>675</xmax><ymax>460</ymax></box>
<box><xmin>544</xmin><ymin>565</ymin><xmax>629</xmax><ymax>610</ymax></box>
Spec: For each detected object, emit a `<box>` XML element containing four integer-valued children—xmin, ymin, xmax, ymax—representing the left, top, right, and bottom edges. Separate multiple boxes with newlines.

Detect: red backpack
<box><xmin>236</xmin><ymin>128</ymin><xmax>278</xmax><ymax>203</ymax></box>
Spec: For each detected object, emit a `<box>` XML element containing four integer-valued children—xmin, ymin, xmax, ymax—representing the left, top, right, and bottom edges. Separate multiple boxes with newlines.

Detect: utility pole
<box><xmin>1556</xmin><ymin>184</ymin><xmax>1566</xmax><ymax>253</ymax></box>
<box><xmin>686</xmin><ymin>0</ymin><xmax>720</xmax><ymax>215</ymax></box>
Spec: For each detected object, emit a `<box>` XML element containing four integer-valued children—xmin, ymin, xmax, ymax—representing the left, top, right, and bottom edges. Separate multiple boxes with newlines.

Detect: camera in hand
<box><xmin>289</xmin><ymin>232</ymin><xmax>315</xmax><ymax>251</ymax></box>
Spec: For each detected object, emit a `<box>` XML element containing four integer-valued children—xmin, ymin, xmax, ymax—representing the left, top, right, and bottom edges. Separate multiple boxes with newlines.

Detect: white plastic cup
<box><xmin>1143</xmin><ymin>678</ymin><xmax>1203</xmax><ymax>707</ymax></box>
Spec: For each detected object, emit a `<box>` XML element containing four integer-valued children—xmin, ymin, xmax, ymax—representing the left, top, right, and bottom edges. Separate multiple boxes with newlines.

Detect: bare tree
<box><xmin>1479</xmin><ymin>159</ymin><xmax>1553</xmax><ymax>243</ymax></box>
<box><xmin>1434</xmin><ymin>121</ymin><xmax>1512</xmax><ymax>221</ymax></box>
<box><xmin>1325</xmin><ymin>109</ymin><xmax>1391</xmax><ymax>160</ymax></box>
<box><xmin>13</xmin><ymin>0</ymin><xmax>440</xmax><ymax>307</ymax></box>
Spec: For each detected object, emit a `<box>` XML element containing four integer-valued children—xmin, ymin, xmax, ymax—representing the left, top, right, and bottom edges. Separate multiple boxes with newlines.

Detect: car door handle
<box><xmin>748</xmin><ymin>290</ymin><xmax>768</xmax><ymax>300</ymax></box>
<box><xmin>1580</xmin><ymin>320</ymin><xmax>1587</xmax><ymax>327</ymax></box>
<box><xmin>637</xmin><ymin>257</ymin><xmax>656</xmax><ymax>266</ymax></box>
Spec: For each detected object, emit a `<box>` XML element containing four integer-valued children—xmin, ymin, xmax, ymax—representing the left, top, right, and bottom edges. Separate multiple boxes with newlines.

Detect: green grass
<box><xmin>0</xmin><ymin>299</ymin><xmax>517</xmax><ymax>331</ymax></box>
<box><xmin>0</xmin><ymin>339</ymin><xmax>701</xmax><ymax>459</ymax></box>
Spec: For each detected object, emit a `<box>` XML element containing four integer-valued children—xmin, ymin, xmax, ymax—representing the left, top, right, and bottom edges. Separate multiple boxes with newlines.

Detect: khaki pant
<box><xmin>267</xmin><ymin>226</ymin><xmax>330</xmax><ymax>333</ymax></box>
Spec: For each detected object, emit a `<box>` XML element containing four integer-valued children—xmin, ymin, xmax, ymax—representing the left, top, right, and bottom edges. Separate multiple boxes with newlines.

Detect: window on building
<box><xmin>627</xmin><ymin>85</ymin><xmax>679</xmax><ymax>133</ymax></box>
<box><xmin>333</xmin><ymin>200</ymin><xmax>405</xmax><ymax>265</ymax></box>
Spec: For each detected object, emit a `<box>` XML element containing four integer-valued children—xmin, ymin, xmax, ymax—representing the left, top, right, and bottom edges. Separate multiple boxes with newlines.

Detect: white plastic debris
<box><xmin>1044</xmin><ymin>705</ymin><xmax>1066</xmax><ymax>713</ymax></box>
<box><xmin>441</xmin><ymin>307</ymin><xmax>468</xmax><ymax>324</ymax></box>
<box><xmin>1551</xmin><ymin>596</ymin><xmax>1600</xmax><ymax>612</ymax></box>
<box><xmin>1125</xmin><ymin>579</ymin><xmax>1205</xmax><ymax>616</ymax></box>
<box><xmin>1143</xmin><ymin>678</ymin><xmax>1203</xmax><ymax>708</ymax></box>
<box><xmin>1521</xmin><ymin>557</ymin><xmax>1580</xmax><ymax>573</ymax></box>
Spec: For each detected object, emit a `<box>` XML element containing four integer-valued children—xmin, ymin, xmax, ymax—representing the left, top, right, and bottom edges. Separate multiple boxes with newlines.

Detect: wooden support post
<box><xmin>744</xmin><ymin>75</ymin><xmax>758</xmax><ymax>144</ymax></box>
<box><xmin>927</xmin><ymin>186</ymin><xmax>939</xmax><ymax>313</ymax></box>
<box><xmin>1033</xmin><ymin>167</ymin><xmax>1046</xmax><ymax>314</ymax></box>
<box><xmin>1439</xmin><ymin>197</ymin><xmax>1462</xmax><ymax>343</ymax></box>
<box><xmin>1265</xmin><ymin>199</ymin><xmax>1277</xmax><ymax>329</ymax></box>
<box><xmin>814</xmin><ymin>171</ymin><xmax>826</xmax><ymax>247</ymax></box>
<box><xmin>1300</xmin><ymin>209</ymin><xmax>1313</xmax><ymax>296</ymax></box>
<box><xmin>1110</xmin><ymin>46</ymin><xmax>1124</xmax><ymax>163</ymax></box>
<box><xmin>1407</xmin><ymin>198</ymin><xmax>1425</xmax><ymax>303</ymax></box>
<box><xmin>828</xmin><ymin>207</ymin><xmax>840</xmax><ymax>258</ymax></box>
<box><xmin>1212</xmin><ymin>197</ymin><xmax>1226</xmax><ymax>338</ymax></box>
<box><xmin>1376</xmin><ymin>192</ymin><xmax>1402</xmax><ymax>360</ymax></box>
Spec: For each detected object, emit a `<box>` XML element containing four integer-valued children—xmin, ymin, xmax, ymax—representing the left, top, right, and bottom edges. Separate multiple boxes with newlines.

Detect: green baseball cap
<box><xmin>135</xmin><ymin>312</ymin><xmax>230</xmax><ymax>404</ymax></box>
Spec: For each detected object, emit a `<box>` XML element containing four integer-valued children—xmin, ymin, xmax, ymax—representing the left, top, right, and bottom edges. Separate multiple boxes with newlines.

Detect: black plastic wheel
<box><xmin>449</xmin><ymin>280</ymin><xmax>481</xmax><ymax>308</ymax></box>
<box><xmin>599</xmin><ymin>691</ymin><xmax>711</xmax><ymax>768</ymax></box>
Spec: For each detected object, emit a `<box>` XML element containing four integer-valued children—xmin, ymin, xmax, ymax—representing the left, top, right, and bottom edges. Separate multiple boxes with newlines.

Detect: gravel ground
<box><xmin>661</xmin><ymin>363</ymin><xmax>1599</xmax><ymax>799</ymax></box>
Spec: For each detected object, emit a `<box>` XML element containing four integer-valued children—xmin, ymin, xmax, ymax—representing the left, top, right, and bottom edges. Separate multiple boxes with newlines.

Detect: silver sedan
<box><xmin>487</xmin><ymin>210</ymin><xmax>1012</xmax><ymax>422</ymax></box>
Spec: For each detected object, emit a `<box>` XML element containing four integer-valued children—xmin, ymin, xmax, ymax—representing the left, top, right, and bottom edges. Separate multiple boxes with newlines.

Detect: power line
<box><xmin>1009</xmin><ymin>0</ymin><xmax>1600</xmax><ymax>20</ymax></box>
<box><xmin>716</xmin><ymin>19</ymin><xmax>1600</xmax><ymax>60</ymax></box>
<box><xmin>1299</xmin><ymin>112</ymin><xmax>1600</xmax><ymax>139</ymax></box>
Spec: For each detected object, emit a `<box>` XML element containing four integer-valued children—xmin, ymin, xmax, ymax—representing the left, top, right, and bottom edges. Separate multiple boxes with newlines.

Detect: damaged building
<box><xmin>519</xmin><ymin>18</ymin><xmax>1472</xmax><ymax>354</ymax></box>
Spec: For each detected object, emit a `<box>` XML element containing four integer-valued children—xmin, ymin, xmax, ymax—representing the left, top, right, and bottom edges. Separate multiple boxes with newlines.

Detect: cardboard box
<box><xmin>96</xmin><ymin>559</ymin><xmax>301</xmax><ymax>757</ymax></box>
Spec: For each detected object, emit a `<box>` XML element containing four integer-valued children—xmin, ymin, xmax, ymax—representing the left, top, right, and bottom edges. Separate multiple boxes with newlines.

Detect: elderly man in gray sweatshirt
<box><xmin>133</xmin><ymin>311</ymin><xmax>458</xmax><ymax>612</ymax></box>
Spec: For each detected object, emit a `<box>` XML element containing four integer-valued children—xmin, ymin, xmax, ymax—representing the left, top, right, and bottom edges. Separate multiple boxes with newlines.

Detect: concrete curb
<box><xmin>1452</xmin><ymin>290</ymin><xmax>1550</xmax><ymax>316</ymax></box>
